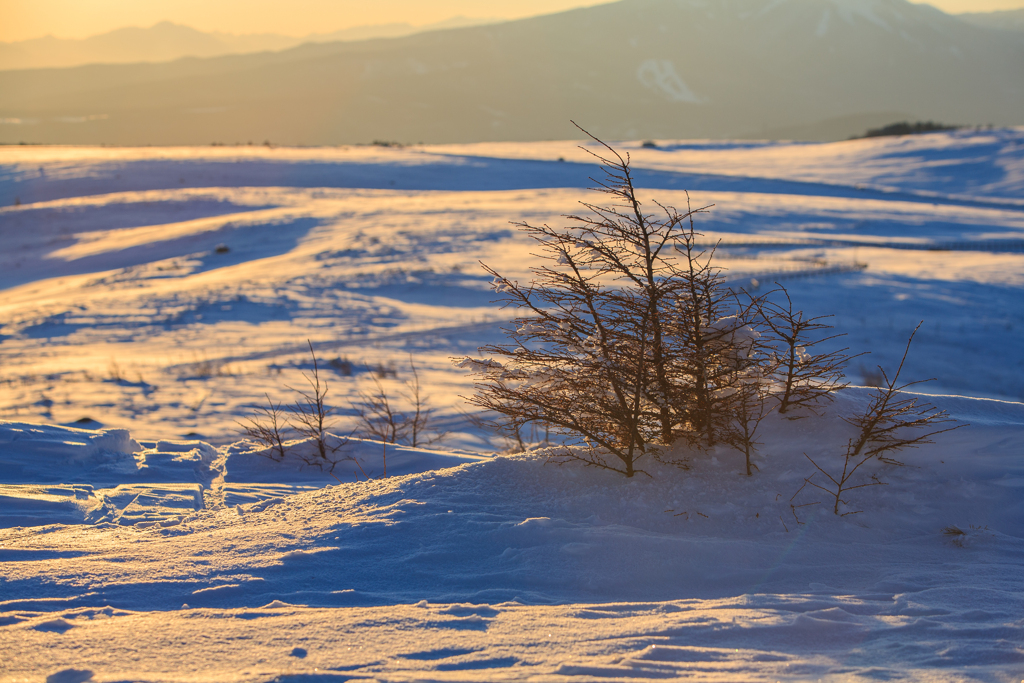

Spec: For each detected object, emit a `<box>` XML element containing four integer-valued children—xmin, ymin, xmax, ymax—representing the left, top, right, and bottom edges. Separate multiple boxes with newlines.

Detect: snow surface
<box><xmin>1</xmin><ymin>130</ymin><xmax>1023</xmax><ymax>681</ymax></box>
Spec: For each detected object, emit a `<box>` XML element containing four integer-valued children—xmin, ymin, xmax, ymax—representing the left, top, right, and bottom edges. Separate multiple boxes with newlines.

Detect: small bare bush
<box><xmin>356</xmin><ymin>376</ymin><xmax>404</xmax><ymax>444</ymax></box>
<box><xmin>355</xmin><ymin>357</ymin><xmax>443</xmax><ymax>448</ymax></box>
<box><xmin>288</xmin><ymin>341</ymin><xmax>348</xmax><ymax>474</ymax></box>
<box><xmin>800</xmin><ymin>324</ymin><xmax>961</xmax><ymax>514</ymax></box>
<box><xmin>238</xmin><ymin>393</ymin><xmax>290</xmax><ymax>461</ymax></box>
<box><xmin>454</xmin><ymin>131</ymin><xmax>957</xmax><ymax>491</ymax></box>
<box><xmin>758</xmin><ymin>287</ymin><xmax>857</xmax><ymax>415</ymax></box>
<box><xmin>458</xmin><ymin>407</ymin><xmax>550</xmax><ymax>454</ymax></box>
<box><xmin>725</xmin><ymin>378</ymin><xmax>772</xmax><ymax>476</ymax></box>
<box><xmin>457</xmin><ymin>126</ymin><xmax>772</xmax><ymax>477</ymax></box>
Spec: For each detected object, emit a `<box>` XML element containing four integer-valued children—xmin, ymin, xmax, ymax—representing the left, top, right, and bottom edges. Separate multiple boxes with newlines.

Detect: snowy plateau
<box><xmin>0</xmin><ymin>129</ymin><xmax>1023</xmax><ymax>681</ymax></box>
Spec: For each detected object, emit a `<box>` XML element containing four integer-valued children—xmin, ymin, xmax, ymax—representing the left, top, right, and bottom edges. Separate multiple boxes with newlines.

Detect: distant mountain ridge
<box><xmin>0</xmin><ymin>17</ymin><xmax>501</xmax><ymax>71</ymax></box>
<box><xmin>0</xmin><ymin>0</ymin><xmax>1021</xmax><ymax>145</ymax></box>
<box><xmin>957</xmin><ymin>8</ymin><xmax>1024</xmax><ymax>33</ymax></box>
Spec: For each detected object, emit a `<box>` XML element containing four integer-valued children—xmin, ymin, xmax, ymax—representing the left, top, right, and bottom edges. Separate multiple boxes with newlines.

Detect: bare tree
<box><xmin>758</xmin><ymin>287</ymin><xmax>856</xmax><ymax>415</ymax></box>
<box><xmin>800</xmin><ymin>324</ymin><xmax>962</xmax><ymax>514</ymax></box>
<box><xmin>402</xmin><ymin>357</ymin><xmax>439</xmax><ymax>448</ymax></box>
<box><xmin>289</xmin><ymin>340</ymin><xmax>346</xmax><ymax>473</ymax></box>
<box><xmin>355</xmin><ymin>356</ymin><xmax>444</xmax><ymax>448</ymax></box>
<box><xmin>238</xmin><ymin>393</ymin><xmax>290</xmax><ymax>461</ymax></box>
<box><xmin>456</xmin><ymin>407</ymin><xmax>545</xmax><ymax>454</ymax></box>
<box><xmin>725</xmin><ymin>378</ymin><xmax>772</xmax><ymax>476</ymax></box>
<box><xmin>661</xmin><ymin>230</ymin><xmax>766</xmax><ymax>449</ymax></box>
<box><xmin>355</xmin><ymin>375</ymin><xmax>405</xmax><ymax>444</ymax></box>
<box><xmin>458</xmin><ymin>125</ymin><xmax>758</xmax><ymax>477</ymax></box>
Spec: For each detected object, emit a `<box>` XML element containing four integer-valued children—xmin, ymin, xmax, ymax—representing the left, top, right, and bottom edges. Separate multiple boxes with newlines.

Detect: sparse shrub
<box><xmin>758</xmin><ymin>288</ymin><xmax>857</xmax><ymax>415</ymax></box>
<box><xmin>355</xmin><ymin>357</ymin><xmax>443</xmax><ymax>448</ymax></box>
<box><xmin>456</xmin><ymin>126</ymin><xmax>770</xmax><ymax>477</ymax></box>
<box><xmin>402</xmin><ymin>359</ymin><xmax>437</xmax><ymax>448</ymax></box>
<box><xmin>356</xmin><ymin>376</ymin><xmax>404</xmax><ymax>444</ymax></box>
<box><xmin>798</xmin><ymin>324</ymin><xmax>962</xmax><ymax>514</ymax></box>
<box><xmin>725</xmin><ymin>377</ymin><xmax>771</xmax><ymax>476</ymax></box>
<box><xmin>373</xmin><ymin>361</ymin><xmax>398</xmax><ymax>379</ymax></box>
<box><xmin>328</xmin><ymin>356</ymin><xmax>354</xmax><ymax>376</ymax></box>
<box><xmin>942</xmin><ymin>525</ymin><xmax>967</xmax><ymax>547</ymax></box>
<box><xmin>238</xmin><ymin>393</ymin><xmax>290</xmax><ymax>462</ymax></box>
<box><xmin>942</xmin><ymin>524</ymin><xmax>989</xmax><ymax>548</ymax></box>
<box><xmin>288</xmin><ymin>341</ymin><xmax>347</xmax><ymax>473</ymax></box>
<box><xmin>456</xmin><ymin>131</ymin><xmax>960</xmax><ymax>488</ymax></box>
<box><xmin>241</xmin><ymin>341</ymin><xmax>353</xmax><ymax>477</ymax></box>
<box><xmin>179</xmin><ymin>353</ymin><xmax>234</xmax><ymax>379</ymax></box>
<box><xmin>107</xmin><ymin>359</ymin><xmax>125</xmax><ymax>382</ymax></box>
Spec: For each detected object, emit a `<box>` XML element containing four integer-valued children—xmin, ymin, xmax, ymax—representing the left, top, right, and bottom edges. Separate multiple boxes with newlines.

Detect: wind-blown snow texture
<box><xmin>1</xmin><ymin>130</ymin><xmax>1023</xmax><ymax>681</ymax></box>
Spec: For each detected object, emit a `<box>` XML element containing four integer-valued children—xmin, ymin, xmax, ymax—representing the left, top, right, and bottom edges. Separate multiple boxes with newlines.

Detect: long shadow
<box><xmin>0</xmin><ymin>197</ymin><xmax>263</xmax><ymax>235</ymax></box>
<box><xmin>2</xmin><ymin>154</ymin><xmax>1020</xmax><ymax>213</ymax></box>
<box><xmin>0</xmin><ymin>212</ymin><xmax>321</xmax><ymax>292</ymax></box>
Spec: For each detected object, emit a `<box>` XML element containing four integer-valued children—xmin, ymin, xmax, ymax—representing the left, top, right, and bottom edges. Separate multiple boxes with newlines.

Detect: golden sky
<box><xmin>2</xmin><ymin>0</ymin><xmax>1023</xmax><ymax>42</ymax></box>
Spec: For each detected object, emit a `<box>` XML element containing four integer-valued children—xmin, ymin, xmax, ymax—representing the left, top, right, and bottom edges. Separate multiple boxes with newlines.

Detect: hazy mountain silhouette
<box><xmin>1</xmin><ymin>0</ymin><xmax>1021</xmax><ymax>145</ymax></box>
<box><xmin>0</xmin><ymin>18</ymin><xmax>501</xmax><ymax>71</ymax></box>
<box><xmin>958</xmin><ymin>8</ymin><xmax>1024</xmax><ymax>34</ymax></box>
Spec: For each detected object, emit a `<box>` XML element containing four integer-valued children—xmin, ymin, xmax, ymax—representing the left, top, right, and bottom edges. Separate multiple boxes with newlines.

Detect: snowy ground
<box><xmin>1</xmin><ymin>129</ymin><xmax>1023</xmax><ymax>681</ymax></box>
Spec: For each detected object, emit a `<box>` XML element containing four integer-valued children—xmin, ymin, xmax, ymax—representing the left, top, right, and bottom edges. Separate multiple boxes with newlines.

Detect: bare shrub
<box><xmin>289</xmin><ymin>341</ymin><xmax>347</xmax><ymax>474</ymax></box>
<box><xmin>456</xmin><ymin>131</ymin><xmax>954</xmax><ymax>489</ymax></box>
<box><xmin>356</xmin><ymin>376</ymin><xmax>404</xmax><ymax>444</ymax></box>
<box><xmin>107</xmin><ymin>359</ymin><xmax>125</xmax><ymax>382</ymax></box>
<box><xmin>238</xmin><ymin>393</ymin><xmax>290</xmax><ymax>461</ymax></box>
<box><xmin>725</xmin><ymin>379</ymin><xmax>772</xmax><ymax>476</ymax></box>
<box><xmin>942</xmin><ymin>524</ymin><xmax>989</xmax><ymax>548</ymax></box>
<box><xmin>458</xmin><ymin>407</ymin><xmax>550</xmax><ymax>454</ymax></box>
<box><xmin>457</xmin><ymin>126</ymin><xmax>770</xmax><ymax>477</ymax></box>
<box><xmin>328</xmin><ymin>356</ymin><xmax>354</xmax><ymax>376</ymax></box>
<box><xmin>942</xmin><ymin>525</ymin><xmax>967</xmax><ymax>547</ymax></box>
<box><xmin>179</xmin><ymin>353</ymin><xmax>235</xmax><ymax>379</ymax></box>
<box><xmin>458</xmin><ymin>135</ymin><xmax>692</xmax><ymax>475</ymax></box>
<box><xmin>355</xmin><ymin>357</ymin><xmax>443</xmax><ymax>448</ymax></box>
<box><xmin>373</xmin><ymin>361</ymin><xmax>398</xmax><ymax>379</ymax></box>
<box><xmin>403</xmin><ymin>359</ymin><xmax>438</xmax><ymax>448</ymax></box>
<box><xmin>799</xmin><ymin>324</ymin><xmax>961</xmax><ymax>514</ymax></box>
<box><xmin>758</xmin><ymin>287</ymin><xmax>857</xmax><ymax>415</ymax></box>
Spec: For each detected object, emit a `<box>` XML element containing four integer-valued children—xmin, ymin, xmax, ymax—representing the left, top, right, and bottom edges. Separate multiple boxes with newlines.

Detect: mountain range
<box><xmin>958</xmin><ymin>8</ymin><xmax>1024</xmax><ymax>33</ymax></box>
<box><xmin>0</xmin><ymin>18</ymin><xmax>501</xmax><ymax>71</ymax></box>
<box><xmin>1</xmin><ymin>0</ymin><xmax>1022</xmax><ymax>145</ymax></box>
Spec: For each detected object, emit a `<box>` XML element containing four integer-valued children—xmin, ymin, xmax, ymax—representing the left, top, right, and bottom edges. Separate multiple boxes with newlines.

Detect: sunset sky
<box><xmin>2</xmin><ymin>0</ymin><xmax>1024</xmax><ymax>42</ymax></box>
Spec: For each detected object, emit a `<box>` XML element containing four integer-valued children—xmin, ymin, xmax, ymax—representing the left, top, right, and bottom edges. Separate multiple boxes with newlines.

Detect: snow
<box><xmin>1</xmin><ymin>129</ymin><xmax>1023</xmax><ymax>681</ymax></box>
<box><xmin>636</xmin><ymin>59</ymin><xmax>708</xmax><ymax>104</ymax></box>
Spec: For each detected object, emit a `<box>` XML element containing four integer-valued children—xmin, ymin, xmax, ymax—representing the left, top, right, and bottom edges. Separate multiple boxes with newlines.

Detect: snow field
<box><xmin>1</xmin><ymin>129</ymin><xmax>1023</xmax><ymax>680</ymax></box>
<box><xmin>2</xmin><ymin>390</ymin><xmax>1023</xmax><ymax>680</ymax></box>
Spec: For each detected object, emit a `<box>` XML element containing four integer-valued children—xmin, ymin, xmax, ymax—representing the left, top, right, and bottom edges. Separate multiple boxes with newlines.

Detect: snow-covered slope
<box><xmin>0</xmin><ymin>130</ymin><xmax>1022</xmax><ymax>680</ymax></box>
<box><xmin>0</xmin><ymin>129</ymin><xmax>1021</xmax><ymax>451</ymax></box>
<box><xmin>1</xmin><ymin>390</ymin><xmax>1022</xmax><ymax>680</ymax></box>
